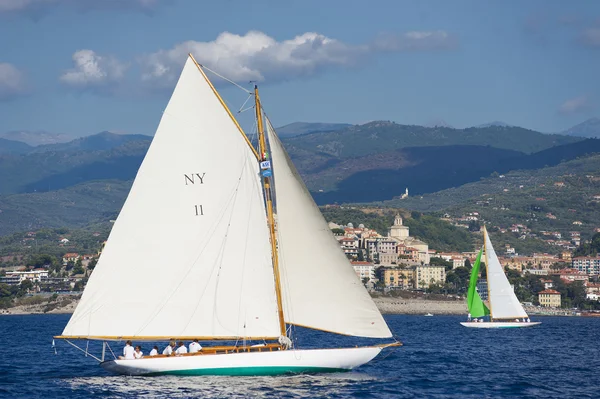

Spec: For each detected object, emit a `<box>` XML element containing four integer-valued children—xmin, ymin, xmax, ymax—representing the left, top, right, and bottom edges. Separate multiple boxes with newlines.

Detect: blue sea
<box><xmin>0</xmin><ymin>314</ymin><xmax>598</xmax><ymax>398</ymax></box>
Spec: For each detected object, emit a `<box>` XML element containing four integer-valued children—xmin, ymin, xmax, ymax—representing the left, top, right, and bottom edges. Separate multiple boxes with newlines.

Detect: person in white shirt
<box><xmin>122</xmin><ymin>340</ymin><xmax>135</xmax><ymax>360</ymax></box>
<box><xmin>134</xmin><ymin>346</ymin><xmax>143</xmax><ymax>359</ymax></box>
<box><xmin>163</xmin><ymin>341</ymin><xmax>175</xmax><ymax>356</ymax></box>
<box><xmin>149</xmin><ymin>346</ymin><xmax>159</xmax><ymax>356</ymax></box>
<box><xmin>175</xmin><ymin>341</ymin><xmax>188</xmax><ymax>355</ymax></box>
<box><xmin>189</xmin><ymin>339</ymin><xmax>202</xmax><ymax>353</ymax></box>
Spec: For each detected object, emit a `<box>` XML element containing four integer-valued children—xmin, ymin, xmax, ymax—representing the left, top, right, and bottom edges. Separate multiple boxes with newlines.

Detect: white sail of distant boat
<box><xmin>54</xmin><ymin>54</ymin><xmax>399</xmax><ymax>376</ymax></box>
<box><xmin>461</xmin><ymin>226</ymin><xmax>540</xmax><ymax>329</ymax></box>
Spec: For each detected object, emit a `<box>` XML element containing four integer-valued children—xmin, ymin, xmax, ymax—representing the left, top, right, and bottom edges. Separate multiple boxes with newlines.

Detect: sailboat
<box><xmin>461</xmin><ymin>226</ymin><xmax>540</xmax><ymax>328</ymax></box>
<box><xmin>54</xmin><ymin>54</ymin><xmax>399</xmax><ymax>376</ymax></box>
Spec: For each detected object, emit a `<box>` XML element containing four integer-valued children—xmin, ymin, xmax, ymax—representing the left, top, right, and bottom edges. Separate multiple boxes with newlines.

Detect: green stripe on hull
<box><xmin>149</xmin><ymin>366</ymin><xmax>348</xmax><ymax>376</ymax></box>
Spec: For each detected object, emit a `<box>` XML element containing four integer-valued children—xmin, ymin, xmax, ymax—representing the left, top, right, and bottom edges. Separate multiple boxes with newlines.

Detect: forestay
<box><xmin>485</xmin><ymin>228</ymin><xmax>528</xmax><ymax>319</ymax></box>
<box><xmin>61</xmin><ymin>57</ymin><xmax>280</xmax><ymax>339</ymax></box>
<box><xmin>265</xmin><ymin>118</ymin><xmax>392</xmax><ymax>339</ymax></box>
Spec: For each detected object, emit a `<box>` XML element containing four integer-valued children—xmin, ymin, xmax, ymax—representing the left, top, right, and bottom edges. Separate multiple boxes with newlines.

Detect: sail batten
<box><xmin>265</xmin><ymin>117</ymin><xmax>392</xmax><ymax>339</ymax></box>
<box><xmin>61</xmin><ymin>57</ymin><xmax>280</xmax><ymax>339</ymax></box>
<box><xmin>484</xmin><ymin>227</ymin><xmax>528</xmax><ymax>319</ymax></box>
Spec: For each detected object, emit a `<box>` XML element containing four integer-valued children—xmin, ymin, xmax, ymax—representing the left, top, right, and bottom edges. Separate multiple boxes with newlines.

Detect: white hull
<box><xmin>460</xmin><ymin>321</ymin><xmax>541</xmax><ymax>328</ymax></box>
<box><xmin>101</xmin><ymin>346</ymin><xmax>383</xmax><ymax>376</ymax></box>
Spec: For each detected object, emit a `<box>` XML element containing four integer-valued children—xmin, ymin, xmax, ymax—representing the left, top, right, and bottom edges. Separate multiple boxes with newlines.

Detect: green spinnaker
<box><xmin>466</xmin><ymin>248</ymin><xmax>490</xmax><ymax>318</ymax></box>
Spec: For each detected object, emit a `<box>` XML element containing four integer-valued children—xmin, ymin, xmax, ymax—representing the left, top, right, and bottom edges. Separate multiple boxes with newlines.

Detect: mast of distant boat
<box><xmin>483</xmin><ymin>226</ymin><xmax>494</xmax><ymax>322</ymax></box>
<box><xmin>255</xmin><ymin>85</ymin><xmax>287</xmax><ymax>338</ymax></box>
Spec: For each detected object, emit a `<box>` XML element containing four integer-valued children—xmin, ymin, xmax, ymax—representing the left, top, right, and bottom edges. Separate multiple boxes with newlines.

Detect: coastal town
<box><xmin>333</xmin><ymin>212</ymin><xmax>599</xmax><ymax>312</ymax></box>
<box><xmin>1</xmin><ymin>207</ymin><xmax>599</xmax><ymax>315</ymax></box>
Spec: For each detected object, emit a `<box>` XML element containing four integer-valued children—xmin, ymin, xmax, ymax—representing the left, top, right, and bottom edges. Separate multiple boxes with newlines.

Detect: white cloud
<box><xmin>558</xmin><ymin>95</ymin><xmax>593</xmax><ymax>114</ymax></box>
<box><xmin>580</xmin><ymin>28</ymin><xmax>600</xmax><ymax>47</ymax></box>
<box><xmin>140</xmin><ymin>30</ymin><xmax>456</xmax><ymax>87</ymax></box>
<box><xmin>0</xmin><ymin>0</ymin><xmax>160</xmax><ymax>14</ymax></box>
<box><xmin>0</xmin><ymin>62</ymin><xmax>27</xmax><ymax>101</ymax></box>
<box><xmin>60</xmin><ymin>50</ymin><xmax>128</xmax><ymax>89</ymax></box>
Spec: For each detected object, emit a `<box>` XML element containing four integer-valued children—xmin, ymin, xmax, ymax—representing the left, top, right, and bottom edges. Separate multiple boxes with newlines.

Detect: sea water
<box><xmin>0</xmin><ymin>314</ymin><xmax>598</xmax><ymax>398</ymax></box>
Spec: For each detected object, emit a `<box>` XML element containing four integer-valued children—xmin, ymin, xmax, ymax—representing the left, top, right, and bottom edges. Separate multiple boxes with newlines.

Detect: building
<box><xmin>414</xmin><ymin>265</ymin><xmax>446</xmax><ymax>289</ymax></box>
<box><xmin>538</xmin><ymin>289</ymin><xmax>562</xmax><ymax>307</ymax></box>
<box><xmin>0</xmin><ymin>269</ymin><xmax>49</xmax><ymax>285</ymax></box>
<box><xmin>572</xmin><ymin>256</ymin><xmax>600</xmax><ymax>276</ymax></box>
<box><xmin>338</xmin><ymin>237</ymin><xmax>360</xmax><ymax>258</ymax></box>
<box><xmin>434</xmin><ymin>252</ymin><xmax>465</xmax><ymax>269</ymax></box>
<box><xmin>383</xmin><ymin>268</ymin><xmax>412</xmax><ymax>289</ymax></box>
<box><xmin>476</xmin><ymin>280</ymin><xmax>488</xmax><ymax>300</ymax></box>
<box><xmin>554</xmin><ymin>268</ymin><xmax>589</xmax><ymax>283</ymax></box>
<box><xmin>62</xmin><ymin>253</ymin><xmax>81</xmax><ymax>265</ymax></box>
<box><xmin>351</xmin><ymin>261</ymin><xmax>376</xmax><ymax>283</ymax></box>
<box><xmin>388</xmin><ymin>215</ymin><xmax>430</xmax><ymax>264</ymax></box>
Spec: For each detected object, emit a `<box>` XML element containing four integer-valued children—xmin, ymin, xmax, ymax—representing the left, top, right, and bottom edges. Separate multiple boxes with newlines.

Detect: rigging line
<box><xmin>199</xmin><ymin>64</ymin><xmax>253</xmax><ymax>94</ymax></box>
<box><xmin>106</xmin><ymin>342</ymin><xmax>117</xmax><ymax>360</ymax></box>
<box><xmin>237</xmin><ymin>94</ymin><xmax>254</xmax><ymax>114</ymax></box>
<box><xmin>234</xmin><ymin>160</ymin><xmax>256</xmax><ymax>340</ymax></box>
<box><xmin>209</xmin><ymin>158</ymin><xmax>252</xmax><ymax>335</ymax></box>
<box><xmin>65</xmin><ymin>340</ymin><xmax>101</xmax><ymax>362</ymax></box>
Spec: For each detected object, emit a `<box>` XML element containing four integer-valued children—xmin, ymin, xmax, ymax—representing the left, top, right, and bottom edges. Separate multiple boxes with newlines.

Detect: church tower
<box><xmin>389</xmin><ymin>213</ymin><xmax>409</xmax><ymax>240</ymax></box>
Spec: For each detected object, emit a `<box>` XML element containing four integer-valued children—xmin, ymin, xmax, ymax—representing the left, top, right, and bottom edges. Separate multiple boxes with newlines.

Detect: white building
<box><xmin>0</xmin><ymin>269</ymin><xmax>49</xmax><ymax>285</ymax></box>
<box><xmin>351</xmin><ymin>261</ymin><xmax>376</xmax><ymax>282</ymax></box>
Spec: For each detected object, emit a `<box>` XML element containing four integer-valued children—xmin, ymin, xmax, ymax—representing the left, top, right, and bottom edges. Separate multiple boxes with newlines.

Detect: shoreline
<box><xmin>0</xmin><ymin>296</ymin><xmax>580</xmax><ymax>317</ymax></box>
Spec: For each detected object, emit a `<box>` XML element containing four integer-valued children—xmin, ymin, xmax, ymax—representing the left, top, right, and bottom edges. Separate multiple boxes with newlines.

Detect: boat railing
<box><xmin>135</xmin><ymin>343</ymin><xmax>283</xmax><ymax>359</ymax></box>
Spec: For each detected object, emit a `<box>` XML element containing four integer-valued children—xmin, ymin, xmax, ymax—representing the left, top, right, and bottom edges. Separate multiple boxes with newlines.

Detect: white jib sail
<box><xmin>265</xmin><ymin>118</ymin><xmax>392</xmax><ymax>339</ymax></box>
<box><xmin>484</xmin><ymin>228</ymin><xmax>528</xmax><ymax>319</ymax></box>
<box><xmin>62</xmin><ymin>56</ymin><xmax>280</xmax><ymax>339</ymax></box>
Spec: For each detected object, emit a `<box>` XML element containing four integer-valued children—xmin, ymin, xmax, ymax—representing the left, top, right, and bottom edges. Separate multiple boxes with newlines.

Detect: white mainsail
<box><xmin>484</xmin><ymin>228</ymin><xmax>528</xmax><ymax>319</ymax></box>
<box><xmin>265</xmin><ymin>118</ymin><xmax>392</xmax><ymax>339</ymax></box>
<box><xmin>61</xmin><ymin>57</ymin><xmax>280</xmax><ymax>339</ymax></box>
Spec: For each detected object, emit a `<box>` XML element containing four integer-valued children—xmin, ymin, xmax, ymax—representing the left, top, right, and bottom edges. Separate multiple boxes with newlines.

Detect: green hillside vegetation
<box><xmin>383</xmin><ymin>153</ymin><xmax>600</xmax><ymax>212</ymax></box>
<box><xmin>0</xmin><ymin>140</ymin><xmax>147</xmax><ymax>194</ymax></box>
<box><xmin>0</xmin><ymin>180</ymin><xmax>129</xmax><ymax>235</ymax></box>
<box><xmin>321</xmin><ymin>207</ymin><xmax>473</xmax><ymax>252</ymax></box>
<box><xmin>275</xmin><ymin>122</ymin><xmax>351</xmax><ymax>137</ymax></box>
<box><xmin>0</xmin><ymin>227</ymin><xmax>109</xmax><ymax>265</ymax></box>
<box><xmin>284</xmin><ymin>121</ymin><xmax>581</xmax><ymax>158</ymax></box>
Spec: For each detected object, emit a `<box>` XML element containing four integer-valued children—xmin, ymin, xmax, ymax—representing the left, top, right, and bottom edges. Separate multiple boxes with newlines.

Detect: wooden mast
<box><xmin>483</xmin><ymin>225</ymin><xmax>494</xmax><ymax>322</ymax></box>
<box><xmin>255</xmin><ymin>85</ymin><xmax>287</xmax><ymax>338</ymax></box>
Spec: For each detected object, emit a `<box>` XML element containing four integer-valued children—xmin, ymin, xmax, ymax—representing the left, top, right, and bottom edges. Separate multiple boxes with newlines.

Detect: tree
<box><xmin>464</xmin><ymin>258</ymin><xmax>472</xmax><ymax>270</ymax></box>
<box><xmin>20</xmin><ymin>279</ymin><xmax>34</xmax><ymax>293</ymax></box>
<box><xmin>357</xmin><ymin>250</ymin><xmax>365</xmax><ymax>262</ymax></box>
<box><xmin>468</xmin><ymin>220</ymin><xmax>481</xmax><ymax>232</ymax></box>
<box><xmin>88</xmin><ymin>258</ymin><xmax>98</xmax><ymax>270</ymax></box>
<box><xmin>330</xmin><ymin>228</ymin><xmax>345</xmax><ymax>235</ymax></box>
<box><xmin>71</xmin><ymin>264</ymin><xmax>85</xmax><ymax>275</ymax></box>
<box><xmin>430</xmin><ymin>257</ymin><xmax>453</xmax><ymax>271</ymax></box>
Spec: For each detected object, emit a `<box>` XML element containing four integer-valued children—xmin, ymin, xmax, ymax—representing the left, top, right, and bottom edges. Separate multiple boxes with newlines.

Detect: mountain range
<box><xmin>1</xmin><ymin>119</ymin><xmax>600</xmax><ymax>235</ymax></box>
<box><xmin>562</xmin><ymin>117</ymin><xmax>600</xmax><ymax>138</ymax></box>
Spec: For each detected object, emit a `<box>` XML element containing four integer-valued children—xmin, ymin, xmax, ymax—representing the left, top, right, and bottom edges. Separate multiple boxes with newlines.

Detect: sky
<box><xmin>0</xmin><ymin>0</ymin><xmax>599</xmax><ymax>137</ymax></box>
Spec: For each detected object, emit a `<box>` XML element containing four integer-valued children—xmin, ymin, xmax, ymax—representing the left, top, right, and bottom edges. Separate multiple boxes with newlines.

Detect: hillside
<box><xmin>275</xmin><ymin>122</ymin><xmax>352</xmax><ymax>137</ymax></box>
<box><xmin>283</xmin><ymin>121</ymin><xmax>581</xmax><ymax>159</ymax></box>
<box><xmin>0</xmin><ymin>140</ymin><xmax>148</xmax><ymax>195</ymax></box>
<box><xmin>0</xmin><ymin>138</ymin><xmax>31</xmax><ymax>154</ymax></box>
<box><xmin>30</xmin><ymin>131</ymin><xmax>151</xmax><ymax>153</ymax></box>
<box><xmin>563</xmin><ymin>117</ymin><xmax>600</xmax><ymax>138</ymax></box>
<box><xmin>311</xmin><ymin>139</ymin><xmax>600</xmax><ymax>204</ymax></box>
<box><xmin>0</xmin><ymin>180</ymin><xmax>129</xmax><ymax>235</ymax></box>
<box><xmin>0</xmin><ymin>130</ymin><xmax>72</xmax><ymax>146</ymax></box>
<box><xmin>322</xmin><ymin>207</ymin><xmax>473</xmax><ymax>252</ymax></box>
